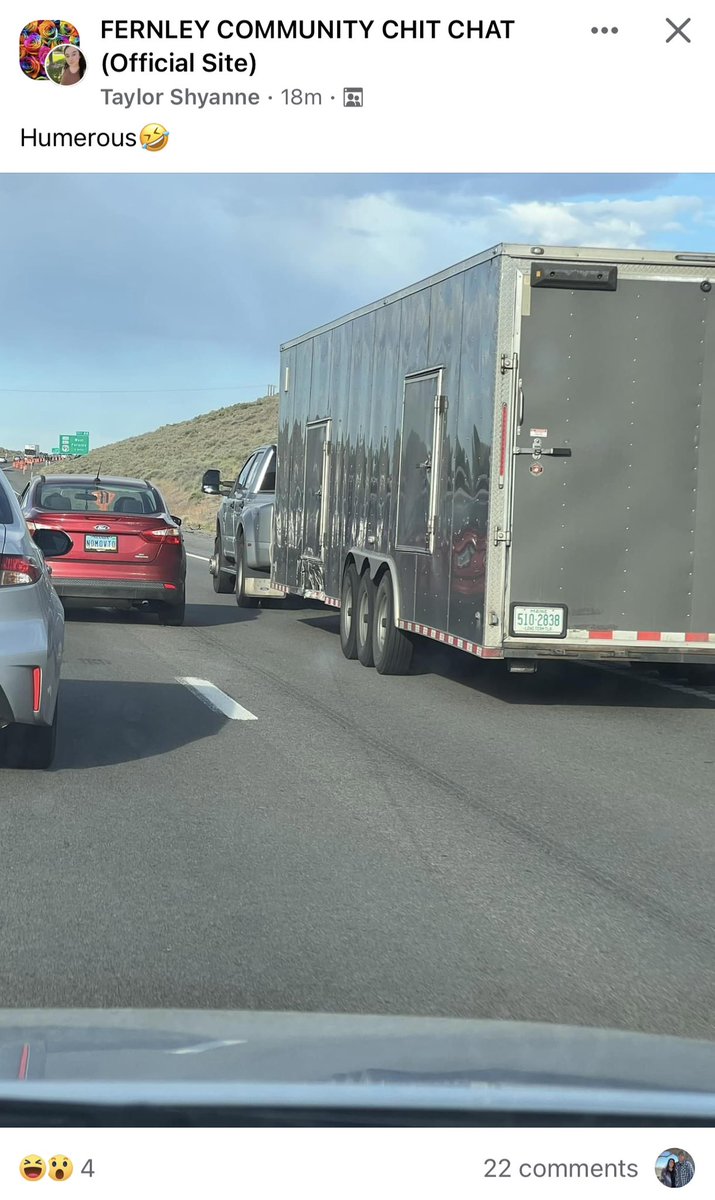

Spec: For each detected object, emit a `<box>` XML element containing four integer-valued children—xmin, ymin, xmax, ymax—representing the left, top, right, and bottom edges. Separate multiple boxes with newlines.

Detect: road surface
<box><xmin>1</xmin><ymin>496</ymin><xmax>714</xmax><ymax>1039</ymax></box>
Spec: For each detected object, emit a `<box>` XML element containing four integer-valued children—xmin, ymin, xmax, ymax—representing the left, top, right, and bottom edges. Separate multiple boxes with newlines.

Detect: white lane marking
<box><xmin>588</xmin><ymin>662</ymin><xmax>715</xmax><ymax>703</ymax></box>
<box><xmin>187</xmin><ymin>552</ymin><xmax>211</xmax><ymax>562</ymax></box>
<box><xmin>178</xmin><ymin>677</ymin><xmax>257</xmax><ymax>720</ymax></box>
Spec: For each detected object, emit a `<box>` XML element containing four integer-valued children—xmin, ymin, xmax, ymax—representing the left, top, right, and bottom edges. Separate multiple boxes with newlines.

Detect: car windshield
<box><xmin>35</xmin><ymin>483</ymin><xmax>162</xmax><ymax>514</ymax></box>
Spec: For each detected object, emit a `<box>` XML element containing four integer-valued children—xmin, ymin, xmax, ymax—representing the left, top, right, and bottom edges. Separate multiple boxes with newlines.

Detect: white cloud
<box><xmin>240</xmin><ymin>190</ymin><xmax>707</xmax><ymax>298</ymax></box>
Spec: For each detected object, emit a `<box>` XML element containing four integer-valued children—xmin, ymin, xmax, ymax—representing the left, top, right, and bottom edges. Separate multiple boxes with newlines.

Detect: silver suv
<box><xmin>0</xmin><ymin>469</ymin><xmax>71</xmax><ymax>769</ymax></box>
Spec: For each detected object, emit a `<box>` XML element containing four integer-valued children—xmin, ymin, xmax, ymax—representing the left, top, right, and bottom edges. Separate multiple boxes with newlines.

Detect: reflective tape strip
<box><xmin>576</xmin><ymin>629</ymin><xmax>715</xmax><ymax>644</ymax></box>
<box><xmin>397</xmin><ymin>620</ymin><xmax>502</xmax><ymax>659</ymax></box>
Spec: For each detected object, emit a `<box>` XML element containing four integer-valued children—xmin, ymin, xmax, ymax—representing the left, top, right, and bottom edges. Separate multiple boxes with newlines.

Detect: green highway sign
<box><xmin>59</xmin><ymin>431</ymin><xmax>90</xmax><ymax>455</ymax></box>
<box><xmin>51</xmin><ymin>447</ymin><xmax>60</xmax><ymax>455</ymax></box>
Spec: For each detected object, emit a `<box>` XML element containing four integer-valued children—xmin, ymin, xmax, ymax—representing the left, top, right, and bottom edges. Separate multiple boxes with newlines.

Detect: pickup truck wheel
<box><xmin>340</xmin><ymin>563</ymin><xmax>359</xmax><ymax>660</ymax></box>
<box><xmin>373</xmin><ymin>572</ymin><xmax>413</xmax><ymax>675</ymax></box>
<box><xmin>212</xmin><ymin>533</ymin><xmax>235</xmax><ymax>594</ymax></box>
<box><xmin>356</xmin><ymin>572</ymin><xmax>375</xmax><ymax>667</ymax></box>
<box><xmin>236</xmin><ymin>532</ymin><xmax>258</xmax><ymax>609</ymax></box>
<box><xmin>3</xmin><ymin>700</ymin><xmax>58</xmax><ymax>770</ymax></box>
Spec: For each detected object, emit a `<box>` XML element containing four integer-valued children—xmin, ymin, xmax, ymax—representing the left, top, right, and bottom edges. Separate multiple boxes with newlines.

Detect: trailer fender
<box><xmin>346</xmin><ymin>552</ymin><xmax>404</xmax><ymax>625</ymax></box>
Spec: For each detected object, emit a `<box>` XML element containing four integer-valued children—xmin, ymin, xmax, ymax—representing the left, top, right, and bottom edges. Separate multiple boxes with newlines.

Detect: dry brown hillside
<box><xmin>44</xmin><ymin>394</ymin><xmax>279</xmax><ymax>529</ymax></box>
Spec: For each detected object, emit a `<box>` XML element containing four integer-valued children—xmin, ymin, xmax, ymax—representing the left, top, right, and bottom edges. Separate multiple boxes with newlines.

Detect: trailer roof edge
<box><xmin>280</xmin><ymin>244</ymin><xmax>715</xmax><ymax>349</ymax></box>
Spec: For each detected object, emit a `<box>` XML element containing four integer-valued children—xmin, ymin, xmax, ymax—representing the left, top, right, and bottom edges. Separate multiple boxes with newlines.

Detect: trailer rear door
<box><xmin>505</xmin><ymin>268</ymin><xmax>715</xmax><ymax>642</ymax></box>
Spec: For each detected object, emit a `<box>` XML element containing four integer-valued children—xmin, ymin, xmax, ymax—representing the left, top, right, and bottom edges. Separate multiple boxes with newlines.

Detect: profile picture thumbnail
<box><xmin>655</xmin><ymin>1147</ymin><xmax>695</xmax><ymax>1188</ymax></box>
<box><xmin>19</xmin><ymin>19</ymin><xmax>79</xmax><ymax>81</ymax></box>
<box><xmin>45</xmin><ymin>41</ymin><xmax>86</xmax><ymax>85</ymax></box>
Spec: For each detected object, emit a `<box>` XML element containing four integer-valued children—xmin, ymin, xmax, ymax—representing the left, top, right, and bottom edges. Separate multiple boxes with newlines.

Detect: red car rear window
<box><xmin>35</xmin><ymin>484</ymin><xmax>162</xmax><ymax>514</ymax></box>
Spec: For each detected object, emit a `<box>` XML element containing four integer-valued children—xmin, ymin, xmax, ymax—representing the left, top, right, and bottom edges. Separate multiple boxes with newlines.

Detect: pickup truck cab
<box><xmin>202</xmin><ymin>443</ymin><xmax>284</xmax><ymax>607</ymax></box>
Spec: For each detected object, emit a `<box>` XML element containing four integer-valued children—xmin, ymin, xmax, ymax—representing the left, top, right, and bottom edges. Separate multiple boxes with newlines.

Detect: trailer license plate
<box><xmin>512</xmin><ymin>605</ymin><xmax>565</xmax><ymax>637</ymax></box>
<box><xmin>85</xmin><ymin>534</ymin><xmax>118</xmax><ymax>552</ymax></box>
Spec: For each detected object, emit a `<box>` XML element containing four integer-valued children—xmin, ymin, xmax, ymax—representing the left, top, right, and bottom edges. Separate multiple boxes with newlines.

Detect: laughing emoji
<box><xmin>20</xmin><ymin>1155</ymin><xmax>46</xmax><ymax>1182</ymax></box>
<box><xmin>49</xmin><ymin>1156</ymin><xmax>73</xmax><ymax>1182</ymax></box>
<box><xmin>140</xmin><ymin>123</ymin><xmax>169</xmax><ymax>152</ymax></box>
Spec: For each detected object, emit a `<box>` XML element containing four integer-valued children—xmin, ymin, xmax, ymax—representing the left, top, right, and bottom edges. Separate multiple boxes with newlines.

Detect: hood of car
<box><xmin>1</xmin><ymin>1009</ymin><xmax>714</xmax><ymax>1103</ymax></box>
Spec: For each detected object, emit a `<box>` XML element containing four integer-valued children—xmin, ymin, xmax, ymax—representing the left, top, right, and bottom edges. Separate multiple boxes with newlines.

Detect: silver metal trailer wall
<box><xmin>272</xmin><ymin>244</ymin><xmax>715</xmax><ymax>668</ymax></box>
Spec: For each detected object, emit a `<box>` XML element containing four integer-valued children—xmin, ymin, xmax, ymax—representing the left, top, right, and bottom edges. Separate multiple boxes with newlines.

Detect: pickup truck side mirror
<box><xmin>201</xmin><ymin>469</ymin><xmax>224</xmax><ymax>495</ymax></box>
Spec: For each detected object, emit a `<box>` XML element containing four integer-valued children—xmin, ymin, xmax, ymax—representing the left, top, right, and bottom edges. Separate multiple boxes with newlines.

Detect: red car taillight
<box><xmin>0</xmin><ymin>555</ymin><xmax>41</xmax><ymax>586</ymax></box>
<box><xmin>140</xmin><ymin>528</ymin><xmax>182</xmax><ymax>546</ymax></box>
<box><xmin>32</xmin><ymin>667</ymin><xmax>42</xmax><ymax>713</ymax></box>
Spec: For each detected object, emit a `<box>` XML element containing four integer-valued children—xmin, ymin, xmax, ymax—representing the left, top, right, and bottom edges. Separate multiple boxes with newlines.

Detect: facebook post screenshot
<box><xmin>0</xmin><ymin>0</ymin><xmax>713</xmax><ymax>1194</ymax></box>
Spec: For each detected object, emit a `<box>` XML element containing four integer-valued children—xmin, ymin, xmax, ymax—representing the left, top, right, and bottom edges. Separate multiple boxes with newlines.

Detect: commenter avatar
<box><xmin>45</xmin><ymin>43</ymin><xmax>86</xmax><ymax>86</ymax></box>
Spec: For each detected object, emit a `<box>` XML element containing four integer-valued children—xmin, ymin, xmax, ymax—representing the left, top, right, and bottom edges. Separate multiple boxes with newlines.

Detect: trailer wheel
<box><xmin>212</xmin><ymin>532</ymin><xmax>234</xmax><ymax>594</ymax></box>
<box><xmin>340</xmin><ymin>563</ymin><xmax>359</xmax><ymax>660</ymax></box>
<box><xmin>373</xmin><ymin>572</ymin><xmax>413</xmax><ymax>676</ymax></box>
<box><xmin>356</xmin><ymin>571</ymin><xmax>375</xmax><ymax>667</ymax></box>
<box><xmin>236</xmin><ymin>531</ymin><xmax>259</xmax><ymax>609</ymax></box>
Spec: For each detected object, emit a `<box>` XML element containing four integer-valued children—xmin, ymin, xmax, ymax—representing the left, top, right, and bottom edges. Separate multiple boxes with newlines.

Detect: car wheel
<box><xmin>212</xmin><ymin>532</ymin><xmax>234</xmax><ymax>594</ymax></box>
<box><xmin>372</xmin><ymin>572</ymin><xmax>413</xmax><ymax>675</ymax></box>
<box><xmin>236</xmin><ymin>532</ymin><xmax>258</xmax><ymax>609</ymax></box>
<box><xmin>356</xmin><ymin>571</ymin><xmax>376</xmax><ymax>667</ymax></box>
<box><xmin>340</xmin><ymin>563</ymin><xmax>359</xmax><ymax>660</ymax></box>
<box><xmin>3</xmin><ymin>699</ymin><xmax>58</xmax><ymax>770</ymax></box>
<box><xmin>160</xmin><ymin>594</ymin><xmax>186</xmax><ymax>626</ymax></box>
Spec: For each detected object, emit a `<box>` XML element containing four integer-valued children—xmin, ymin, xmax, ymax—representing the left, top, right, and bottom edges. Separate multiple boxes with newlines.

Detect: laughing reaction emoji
<box><xmin>20</xmin><ymin>1155</ymin><xmax>46</xmax><ymax>1182</ymax></box>
<box><xmin>49</xmin><ymin>1155</ymin><xmax>73</xmax><ymax>1182</ymax></box>
<box><xmin>140</xmin><ymin>123</ymin><xmax>169</xmax><ymax>152</ymax></box>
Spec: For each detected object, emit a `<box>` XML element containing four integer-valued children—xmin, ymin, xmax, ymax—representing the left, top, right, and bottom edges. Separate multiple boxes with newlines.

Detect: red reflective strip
<box><xmin>32</xmin><ymin>668</ymin><xmax>41</xmax><ymax>713</ymax></box>
<box><xmin>499</xmin><ymin>403</ymin><xmax>508</xmax><ymax>482</ymax></box>
<box><xmin>18</xmin><ymin>1043</ymin><xmax>30</xmax><ymax>1080</ymax></box>
<box><xmin>588</xmin><ymin>630</ymin><xmax>614</xmax><ymax>640</ymax></box>
<box><xmin>637</xmin><ymin>631</ymin><xmax>661</xmax><ymax>641</ymax></box>
<box><xmin>686</xmin><ymin>632</ymin><xmax>709</xmax><ymax>642</ymax></box>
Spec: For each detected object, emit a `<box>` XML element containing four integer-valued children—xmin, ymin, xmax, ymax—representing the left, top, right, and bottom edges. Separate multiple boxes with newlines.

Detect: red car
<box><xmin>22</xmin><ymin>474</ymin><xmax>186</xmax><ymax>625</ymax></box>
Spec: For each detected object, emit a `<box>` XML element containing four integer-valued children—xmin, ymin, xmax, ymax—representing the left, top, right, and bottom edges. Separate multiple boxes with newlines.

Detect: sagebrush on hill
<box><xmin>43</xmin><ymin>393</ymin><xmax>279</xmax><ymax>529</ymax></box>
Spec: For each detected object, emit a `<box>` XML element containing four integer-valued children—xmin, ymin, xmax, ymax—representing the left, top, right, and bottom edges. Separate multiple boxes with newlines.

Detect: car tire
<box><xmin>236</xmin><ymin>532</ymin><xmax>258</xmax><ymax>609</ymax></box>
<box><xmin>372</xmin><ymin>572</ymin><xmax>413</xmax><ymax>676</ymax></box>
<box><xmin>212</xmin><ymin>532</ymin><xmax>234</xmax><ymax>594</ymax></box>
<box><xmin>3</xmin><ymin>699</ymin><xmax>58</xmax><ymax>770</ymax></box>
<box><xmin>160</xmin><ymin>594</ymin><xmax>186</xmax><ymax>626</ymax></box>
<box><xmin>356</xmin><ymin>571</ymin><xmax>376</xmax><ymax>667</ymax></box>
<box><xmin>340</xmin><ymin>563</ymin><xmax>359</xmax><ymax>660</ymax></box>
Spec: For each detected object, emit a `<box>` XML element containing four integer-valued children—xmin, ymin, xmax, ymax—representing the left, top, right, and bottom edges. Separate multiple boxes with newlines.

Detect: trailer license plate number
<box><xmin>512</xmin><ymin>605</ymin><xmax>565</xmax><ymax>637</ymax></box>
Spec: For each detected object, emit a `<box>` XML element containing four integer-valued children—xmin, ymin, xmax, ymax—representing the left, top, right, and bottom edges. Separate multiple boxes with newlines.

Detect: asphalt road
<box><xmin>1</xmin><ymin>499</ymin><xmax>714</xmax><ymax>1039</ymax></box>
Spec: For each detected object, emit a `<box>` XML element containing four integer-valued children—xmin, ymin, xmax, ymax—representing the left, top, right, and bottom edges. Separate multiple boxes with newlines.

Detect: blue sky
<box><xmin>1</xmin><ymin>172</ymin><xmax>715</xmax><ymax>450</ymax></box>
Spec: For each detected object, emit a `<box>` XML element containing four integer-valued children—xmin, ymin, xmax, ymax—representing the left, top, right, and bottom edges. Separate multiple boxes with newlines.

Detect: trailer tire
<box><xmin>373</xmin><ymin>572</ymin><xmax>413</xmax><ymax>676</ymax></box>
<box><xmin>356</xmin><ymin>571</ymin><xmax>375</xmax><ymax>667</ymax></box>
<box><xmin>236</xmin><ymin>531</ymin><xmax>258</xmax><ymax>609</ymax></box>
<box><xmin>212</xmin><ymin>532</ymin><xmax>234</xmax><ymax>594</ymax></box>
<box><xmin>339</xmin><ymin>563</ymin><xmax>359</xmax><ymax>660</ymax></box>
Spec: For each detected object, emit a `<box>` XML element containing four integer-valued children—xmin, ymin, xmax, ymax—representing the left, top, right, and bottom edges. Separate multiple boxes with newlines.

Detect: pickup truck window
<box><xmin>260</xmin><ymin>448</ymin><xmax>275</xmax><ymax>489</ymax></box>
<box><xmin>245</xmin><ymin>452</ymin><xmax>266</xmax><ymax>494</ymax></box>
<box><xmin>234</xmin><ymin>454</ymin><xmax>257</xmax><ymax>495</ymax></box>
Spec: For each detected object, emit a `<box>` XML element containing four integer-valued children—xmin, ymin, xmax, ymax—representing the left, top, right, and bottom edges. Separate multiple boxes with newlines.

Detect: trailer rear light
<box><xmin>0</xmin><ymin>555</ymin><xmax>41</xmax><ymax>586</ymax></box>
<box><xmin>32</xmin><ymin>668</ymin><xmax>42</xmax><ymax>713</ymax></box>
<box><xmin>140</xmin><ymin>528</ymin><xmax>182</xmax><ymax>546</ymax></box>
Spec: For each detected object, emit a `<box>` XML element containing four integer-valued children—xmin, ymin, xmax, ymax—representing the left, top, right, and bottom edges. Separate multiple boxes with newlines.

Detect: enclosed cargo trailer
<box><xmin>271</xmin><ymin>244</ymin><xmax>715</xmax><ymax>675</ymax></box>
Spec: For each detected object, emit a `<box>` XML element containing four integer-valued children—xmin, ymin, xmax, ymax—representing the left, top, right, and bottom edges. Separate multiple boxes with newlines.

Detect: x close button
<box><xmin>666</xmin><ymin>17</ymin><xmax>691</xmax><ymax>42</ymax></box>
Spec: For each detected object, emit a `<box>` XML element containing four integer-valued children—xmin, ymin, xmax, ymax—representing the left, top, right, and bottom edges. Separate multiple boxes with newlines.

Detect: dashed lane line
<box><xmin>178</xmin><ymin>677</ymin><xmax>257</xmax><ymax>721</ymax></box>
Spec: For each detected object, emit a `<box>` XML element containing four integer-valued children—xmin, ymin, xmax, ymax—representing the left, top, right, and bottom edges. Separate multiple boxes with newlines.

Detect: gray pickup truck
<box><xmin>201</xmin><ymin>443</ymin><xmax>284</xmax><ymax>606</ymax></box>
